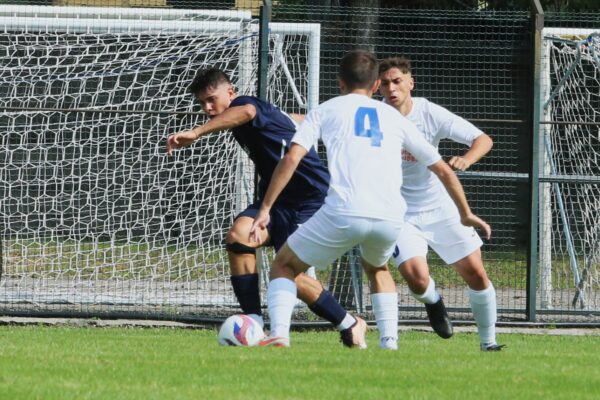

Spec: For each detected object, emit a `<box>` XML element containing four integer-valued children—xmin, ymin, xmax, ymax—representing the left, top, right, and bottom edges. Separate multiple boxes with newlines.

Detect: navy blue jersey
<box><xmin>230</xmin><ymin>96</ymin><xmax>329</xmax><ymax>206</ymax></box>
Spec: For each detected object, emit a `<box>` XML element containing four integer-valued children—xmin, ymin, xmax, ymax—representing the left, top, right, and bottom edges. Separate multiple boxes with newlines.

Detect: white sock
<box><xmin>267</xmin><ymin>278</ymin><xmax>297</xmax><ymax>339</ymax></box>
<box><xmin>371</xmin><ymin>292</ymin><xmax>398</xmax><ymax>342</ymax></box>
<box><xmin>337</xmin><ymin>313</ymin><xmax>357</xmax><ymax>331</ymax></box>
<box><xmin>468</xmin><ymin>282</ymin><xmax>497</xmax><ymax>345</ymax></box>
<box><xmin>411</xmin><ymin>277</ymin><xmax>441</xmax><ymax>304</ymax></box>
<box><xmin>249</xmin><ymin>314</ymin><xmax>264</xmax><ymax>328</ymax></box>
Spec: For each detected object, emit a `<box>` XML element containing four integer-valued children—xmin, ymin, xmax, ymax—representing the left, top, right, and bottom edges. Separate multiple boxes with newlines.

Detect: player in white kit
<box><xmin>377</xmin><ymin>56</ymin><xmax>504</xmax><ymax>351</ymax></box>
<box><xmin>249</xmin><ymin>50</ymin><xmax>490</xmax><ymax>348</ymax></box>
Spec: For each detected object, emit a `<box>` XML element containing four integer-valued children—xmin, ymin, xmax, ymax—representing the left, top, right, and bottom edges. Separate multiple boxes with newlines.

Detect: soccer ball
<box><xmin>217</xmin><ymin>314</ymin><xmax>265</xmax><ymax>346</ymax></box>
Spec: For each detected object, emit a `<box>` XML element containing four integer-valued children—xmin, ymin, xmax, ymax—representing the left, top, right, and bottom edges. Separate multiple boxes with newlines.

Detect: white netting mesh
<box><xmin>0</xmin><ymin>8</ymin><xmax>317</xmax><ymax>315</ymax></box>
<box><xmin>0</xmin><ymin>8</ymin><xmax>256</xmax><ymax>307</ymax></box>
<box><xmin>268</xmin><ymin>33</ymin><xmax>310</xmax><ymax>113</ymax></box>
<box><xmin>540</xmin><ymin>30</ymin><xmax>600</xmax><ymax>309</ymax></box>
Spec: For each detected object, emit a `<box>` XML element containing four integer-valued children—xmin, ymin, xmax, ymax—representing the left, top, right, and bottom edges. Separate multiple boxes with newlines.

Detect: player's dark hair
<box><xmin>338</xmin><ymin>50</ymin><xmax>379</xmax><ymax>90</ymax></box>
<box><xmin>188</xmin><ymin>68</ymin><xmax>232</xmax><ymax>96</ymax></box>
<box><xmin>379</xmin><ymin>56</ymin><xmax>412</xmax><ymax>75</ymax></box>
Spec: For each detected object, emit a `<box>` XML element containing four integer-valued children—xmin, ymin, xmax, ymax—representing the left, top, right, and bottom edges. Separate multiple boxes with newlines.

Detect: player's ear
<box><xmin>227</xmin><ymin>84</ymin><xmax>235</xmax><ymax>99</ymax></box>
<box><xmin>338</xmin><ymin>77</ymin><xmax>348</xmax><ymax>94</ymax></box>
<box><xmin>409</xmin><ymin>75</ymin><xmax>415</xmax><ymax>91</ymax></box>
<box><xmin>371</xmin><ymin>79</ymin><xmax>381</xmax><ymax>94</ymax></box>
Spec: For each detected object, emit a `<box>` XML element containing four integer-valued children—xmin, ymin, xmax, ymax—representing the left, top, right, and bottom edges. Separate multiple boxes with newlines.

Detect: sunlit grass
<box><xmin>0</xmin><ymin>326</ymin><xmax>599</xmax><ymax>400</ymax></box>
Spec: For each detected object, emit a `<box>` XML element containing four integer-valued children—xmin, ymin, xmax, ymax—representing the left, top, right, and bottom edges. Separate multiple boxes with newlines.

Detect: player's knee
<box><xmin>400</xmin><ymin>261</ymin><xmax>428</xmax><ymax>284</ymax></box>
<box><xmin>225</xmin><ymin>242</ymin><xmax>256</xmax><ymax>255</ymax></box>
<box><xmin>225</xmin><ymin>227</ymin><xmax>245</xmax><ymax>244</ymax></box>
<box><xmin>469</xmin><ymin>272</ymin><xmax>489</xmax><ymax>290</ymax></box>
<box><xmin>406</xmin><ymin>275</ymin><xmax>428</xmax><ymax>293</ymax></box>
<box><xmin>225</xmin><ymin>223</ymin><xmax>255</xmax><ymax>247</ymax></box>
<box><xmin>456</xmin><ymin>259</ymin><xmax>488</xmax><ymax>284</ymax></box>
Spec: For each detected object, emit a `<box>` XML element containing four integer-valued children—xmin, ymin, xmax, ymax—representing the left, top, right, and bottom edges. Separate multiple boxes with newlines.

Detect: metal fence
<box><xmin>0</xmin><ymin>1</ymin><xmax>598</xmax><ymax>325</ymax></box>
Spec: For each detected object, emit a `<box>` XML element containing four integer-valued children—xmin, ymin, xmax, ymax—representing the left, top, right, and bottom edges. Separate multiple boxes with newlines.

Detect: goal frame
<box><xmin>0</xmin><ymin>5</ymin><xmax>321</xmax><ymax>316</ymax></box>
<box><xmin>539</xmin><ymin>27</ymin><xmax>600</xmax><ymax>309</ymax></box>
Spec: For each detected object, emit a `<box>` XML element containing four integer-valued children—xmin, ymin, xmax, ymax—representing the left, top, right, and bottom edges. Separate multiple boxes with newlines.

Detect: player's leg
<box><xmin>226</xmin><ymin>215</ymin><xmax>269</xmax><ymax>328</ymax></box>
<box><xmin>398</xmin><ymin>256</ymin><xmax>452</xmax><ymax>339</ymax></box>
<box><xmin>452</xmin><ymin>250</ymin><xmax>504</xmax><ymax>351</ymax></box>
<box><xmin>393</xmin><ymin>222</ymin><xmax>453</xmax><ymax>339</ymax></box>
<box><xmin>263</xmin><ymin>208</ymin><xmax>368</xmax><ymax>348</ymax></box>
<box><xmin>428</xmin><ymin>206</ymin><xmax>503</xmax><ymax>350</ymax></box>
<box><xmin>261</xmin><ymin>242</ymin><xmax>310</xmax><ymax>347</ymax></box>
<box><xmin>265</xmin><ymin>246</ymin><xmax>363</xmax><ymax>348</ymax></box>
<box><xmin>283</xmin><ymin>204</ymin><xmax>360</xmax><ymax>339</ymax></box>
<box><xmin>295</xmin><ymin>274</ymin><xmax>360</xmax><ymax>340</ymax></box>
<box><xmin>362</xmin><ymin>262</ymin><xmax>398</xmax><ymax>350</ymax></box>
<box><xmin>359</xmin><ymin>218</ymin><xmax>405</xmax><ymax>350</ymax></box>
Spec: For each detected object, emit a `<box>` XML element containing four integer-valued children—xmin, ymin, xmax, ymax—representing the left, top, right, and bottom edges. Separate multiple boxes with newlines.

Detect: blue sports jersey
<box><xmin>230</xmin><ymin>96</ymin><xmax>329</xmax><ymax>207</ymax></box>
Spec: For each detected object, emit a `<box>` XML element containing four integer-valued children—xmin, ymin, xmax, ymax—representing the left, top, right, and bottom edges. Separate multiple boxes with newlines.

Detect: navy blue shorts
<box><xmin>235</xmin><ymin>200</ymin><xmax>323</xmax><ymax>251</ymax></box>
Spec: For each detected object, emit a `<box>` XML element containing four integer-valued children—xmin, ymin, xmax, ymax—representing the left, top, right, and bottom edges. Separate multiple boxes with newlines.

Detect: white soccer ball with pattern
<box><xmin>217</xmin><ymin>314</ymin><xmax>265</xmax><ymax>346</ymax></box>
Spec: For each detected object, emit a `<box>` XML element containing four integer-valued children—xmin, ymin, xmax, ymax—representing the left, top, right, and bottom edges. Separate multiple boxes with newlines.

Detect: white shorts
<box><xmin>287</xmin><ymin>206</ymin><xmax>403</xmax><ymax>269</ymax></box>
<box><xmin>391</xmin><ymin>204</ymin><xmax>483</xmax><ymax>266</ymax></box>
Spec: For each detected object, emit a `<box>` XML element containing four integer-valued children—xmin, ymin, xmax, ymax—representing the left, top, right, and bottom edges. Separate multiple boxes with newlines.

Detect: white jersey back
<box><xmin>293</xmin><ymin>93</ymin><xmax>441</xmax><ymax>222</ymax></box>
<box><xmin>402</xmin><ymin>97</ymin><xmax>483</xmax><ymax>213</ymax></box>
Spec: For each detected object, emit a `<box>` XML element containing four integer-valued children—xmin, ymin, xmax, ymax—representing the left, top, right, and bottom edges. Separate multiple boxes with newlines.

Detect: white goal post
<box><xmin>539</xmin><ymin>27</ymin><xmax>600</xmax><ymax>310</ymax></box>
<box><xmin>0</xmin><ymin>6</ymin><xmax>320</xmax><ymax>317</ymax></box>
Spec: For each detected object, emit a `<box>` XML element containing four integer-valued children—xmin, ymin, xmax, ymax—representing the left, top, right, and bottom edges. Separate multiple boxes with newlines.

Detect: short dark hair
<box><xmin>379</xmin><ymin>56</ymin><xmax>412</xmax><ymax>75</ymax></box>
<box><xmin>338</xmin><ymin>50</ymin><xmax>379</xmax><ymax>90</ymax></box>
<box><xmin>188</xmin><ymin>68</ymin><xmax>232</xmax><ymax>96</ymax></box>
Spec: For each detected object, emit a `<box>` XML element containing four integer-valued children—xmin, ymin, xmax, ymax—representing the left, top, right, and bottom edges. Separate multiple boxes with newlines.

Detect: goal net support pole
<box><xmin>540</xmin><ymin>28</ymin><xmax>600</xmax><ymax>310</ymax></box>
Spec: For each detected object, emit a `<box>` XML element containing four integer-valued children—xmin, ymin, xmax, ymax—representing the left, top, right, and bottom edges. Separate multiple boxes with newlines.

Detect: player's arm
<box><xmin>166</xmin><ymin>104</ymin><xmax>256</xmax><ymax>155</ymax></box>
<box><xmin>448</xmin><ymin>133</ymin><xmax>493</xmax><ymax>171</ymax></box>
<box><xmin>402</xmin><ymin>121</ymin><xmax>491</xmax><ymax>240</ymax></box>
<box><xmin>432</xmin><ymin>103</ymin><xmax>493</xmax><ymax>171</ymax></box>
<box><xmin>427</xmin><ymin>160</ymin><xmax>491</xmax><ymax>240</ymax></box>
<box><xmin>249</xmin><ymin>143</ymin><xmax>309</xmax><ymax>243</ymax></box>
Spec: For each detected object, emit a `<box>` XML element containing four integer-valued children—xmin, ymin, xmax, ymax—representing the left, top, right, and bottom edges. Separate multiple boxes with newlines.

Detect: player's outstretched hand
<box><xmin>166</xmin><ymin>130</ymin><xmax>198</xmax><ymax>155</ymax></box>
<box><xmin>249</xmin><ymin>209</ymin><xmax>270</xmax><ymax>244</ymax></box>
<box><xmin>461</xmin><ymin>213</ymin><xmax>491</xmax><ymax>241</ymax></box>
<box><xmin>448</xmin><ymin>156</ymin><xmax>472</xmax><ymax>172</ymax></box>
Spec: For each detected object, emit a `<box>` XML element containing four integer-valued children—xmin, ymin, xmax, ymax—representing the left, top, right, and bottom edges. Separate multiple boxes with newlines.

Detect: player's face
<box><xmin>379</xmin><ymin>68</ymin><xmax>414</xmax><ymax>109</ymax></box>
<box><xmin>196</xmin><ymin>83</ymin><xmax>235</xmax><ymax>118</ymax></box>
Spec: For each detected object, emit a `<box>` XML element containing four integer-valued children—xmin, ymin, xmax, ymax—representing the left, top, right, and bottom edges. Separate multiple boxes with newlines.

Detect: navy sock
<box><xmin>230</xmin><ymin>273</ymin><xmax>262</xmax><ymax>316</ymax></box>
<box><xmin>308</xmin><ymin>290</ymin><xmax>347</xmax><ymax>326</ymax></box>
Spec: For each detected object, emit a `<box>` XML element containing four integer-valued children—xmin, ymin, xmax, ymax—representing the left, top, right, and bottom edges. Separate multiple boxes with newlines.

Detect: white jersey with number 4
<box><xmin>292</xmin><ymin>93</ymin><xmax>441</xmax><ymax>223</ymax></box>
<box><xmin>402</xmin><ymin>97</ymin><xmax>484</xmax><ymax>213</ymax></box>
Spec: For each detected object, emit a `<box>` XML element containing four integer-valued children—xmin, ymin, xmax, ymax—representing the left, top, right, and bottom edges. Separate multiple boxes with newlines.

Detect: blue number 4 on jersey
<box><xmin>354</xmin><ymin>107</ymin><xmax>383</xmax><ymax>147</ymax></box>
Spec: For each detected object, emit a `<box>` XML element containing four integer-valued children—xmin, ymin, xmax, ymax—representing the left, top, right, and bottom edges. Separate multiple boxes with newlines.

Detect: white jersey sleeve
<box><xmin>401</xmin><ymin>120</ymin><xmax>442</xmax><ymax>167</ymax></box>
<box><xmin>402</xmin><ymin>97</ymin><xmax>483</xmax><ymax>213</ymax></box>
<box><xmin>427</xmin><ymin>101</ymin><xmax>483</xmax><ymax>146</ymax></box>
<box><xmin>291</xmin><ymin>109</ymin><xmax>321</xmax><ymax>151</ymax></box>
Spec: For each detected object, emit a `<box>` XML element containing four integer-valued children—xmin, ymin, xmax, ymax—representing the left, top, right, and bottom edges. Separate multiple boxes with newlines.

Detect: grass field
<box><xmin>1</xmin><ymin>326</ymin><xmax>600</xmax><ymax>400</ymax></box>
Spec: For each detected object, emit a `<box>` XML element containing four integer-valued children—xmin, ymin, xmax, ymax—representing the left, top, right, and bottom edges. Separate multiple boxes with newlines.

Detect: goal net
<box><xmin>0</xmin><ymin>5</ymin><xmax>320</xmax><ymax>318</ymax></box>
<box><xmin>539</xmin><ymin>28</ymin><xmax>600</xmax><ymax>311</ymax></box>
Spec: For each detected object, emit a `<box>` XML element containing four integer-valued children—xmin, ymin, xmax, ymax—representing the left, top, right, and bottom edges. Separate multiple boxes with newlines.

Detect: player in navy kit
<box><xmin>166</xmin><ymin>68</ymin><xmax>366</xmax><ymax>347</ymax></box>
